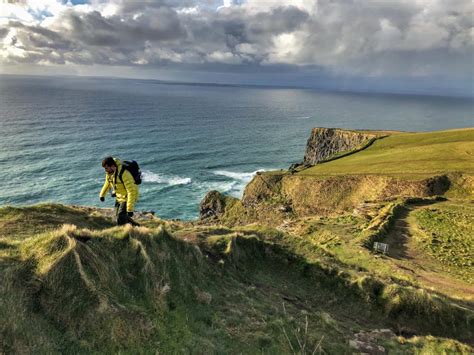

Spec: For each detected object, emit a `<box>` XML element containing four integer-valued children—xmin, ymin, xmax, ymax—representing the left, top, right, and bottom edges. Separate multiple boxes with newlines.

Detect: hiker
<box><xmin>99</xmin><ymin>156</ymin><xmax>140</xmax><ymax>226</ymax></box>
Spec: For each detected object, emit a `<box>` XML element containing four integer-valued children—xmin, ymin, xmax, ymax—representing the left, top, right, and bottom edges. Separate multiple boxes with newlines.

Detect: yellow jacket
<box><xmin>99</xmin><ymin>158</ymin><xmax>139</xmax><ymax>212</ymax></box>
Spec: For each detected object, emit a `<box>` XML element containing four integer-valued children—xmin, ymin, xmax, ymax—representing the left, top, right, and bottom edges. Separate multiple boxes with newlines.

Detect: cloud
<box><xmin>0</xmin><ymin>28</ymin><xmax>9</xmax><ymax>40</ymax></box>
<box><xmin>0</xmin><ymin>0</ymin><xmax>472</xmax><ymax>90</ymax></box>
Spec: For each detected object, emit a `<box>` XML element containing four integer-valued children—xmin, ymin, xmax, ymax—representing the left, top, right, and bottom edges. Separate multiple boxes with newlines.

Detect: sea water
<box><xmin>1</xmin><ymin>75</ymin><xmax>472</xmax><ymax>220</ymax></box>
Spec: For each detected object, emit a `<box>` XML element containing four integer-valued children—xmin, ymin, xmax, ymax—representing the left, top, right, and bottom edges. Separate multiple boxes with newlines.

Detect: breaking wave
<box><xmin>213</xmin><ymin>169</ymin><xmax>264</xmax><ymax>182</ymax></box>
<box><xmin>142</xmin><ymin>170</ymin><xmax>192</xmax><ymax>186</ymax></box>
<box><xmin>211</xmin><ymin>169</ymin><xmax>266</xmax><ymax>197</ymax></box>
<box><xmin>198</xmin><ymin>181</ymin><xmax>238</xmax><ymax>195</ymax></box>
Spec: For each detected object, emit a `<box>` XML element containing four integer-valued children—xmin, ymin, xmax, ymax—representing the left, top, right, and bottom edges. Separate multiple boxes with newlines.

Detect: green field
<box><xmin>299</xmin><ymin>128</ymin><xmax>474</xmax><ymax>176</ymax></box>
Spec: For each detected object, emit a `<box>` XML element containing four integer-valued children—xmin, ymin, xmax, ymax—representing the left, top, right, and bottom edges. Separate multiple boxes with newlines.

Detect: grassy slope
<box><xmin>1</xmin><ymin>129</ymin><xmax>473</xmax><ymax>353</ymax></box>
<box><xmin>0</xmin><ymin>204</ymin><xmax>114</xmax><ymax>239</ymax></box>
<box><xmin>272</xmin><ymin>198</ymin><xmax>474</xmax><ymax>298</ymax></box>
<box><xmin>1</xmin><ymin>204</ymin><xmax>473</xmax><ymax>353</ymax></box>
<box><xmin>410</xmin><ymin>201</ymin><xmax>474</xmax><ymax>283</ymax></box>
<box><xmin>298</xmin><ymin>128</ymin><xmax>474</xmax><ymax>176</ymax></box>
<box><xmin>0</xmin><ymin>207</ymin><xmax>370</xmax><ymax>353</ymax></box>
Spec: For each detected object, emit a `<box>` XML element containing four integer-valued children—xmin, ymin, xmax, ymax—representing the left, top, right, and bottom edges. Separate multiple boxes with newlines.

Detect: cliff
<box><xmin>303</xmin><ymin>127</ymin><xmax>380</xmax><ymax>166</ymax></box>
<box><xmin>201</xmin><ymin>128</ymin><xmax>473</xmax><ymax>225</ymax></box>
<box><xmin>241</xmin><ymin>173</ymin><xmax>454</xmax><ymax>217</ymax></box>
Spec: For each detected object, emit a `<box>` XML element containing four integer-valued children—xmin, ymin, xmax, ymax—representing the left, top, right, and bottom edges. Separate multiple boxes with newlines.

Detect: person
<box><xmin>99</xmin><ymin>156</ymin><xmax>140</xmax><ymax>226</ymax></box>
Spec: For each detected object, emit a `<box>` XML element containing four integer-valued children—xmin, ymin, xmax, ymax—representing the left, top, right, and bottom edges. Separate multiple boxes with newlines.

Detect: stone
<box><xmin>199</xmin><ymin>190</ymin><xmax>226</xmax><ymax>219</ymax></box>
<box><xmin>303</xmin><ymin>128</ymin><xmax>377</xmax><ymax>166</ymax></box>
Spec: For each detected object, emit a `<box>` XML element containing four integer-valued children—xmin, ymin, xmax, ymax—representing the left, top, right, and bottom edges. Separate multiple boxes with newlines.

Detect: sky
<box><xmin>0</xmin><ymin>0</ymin><xmax>473</xmax><ymax>96</ymax></box>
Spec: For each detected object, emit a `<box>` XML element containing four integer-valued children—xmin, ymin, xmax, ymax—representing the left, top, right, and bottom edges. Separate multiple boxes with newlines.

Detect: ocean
<box><xmin>1</xmin><ymin>75</ymin><xmax>473</xmax><ymax>220</ymax></box>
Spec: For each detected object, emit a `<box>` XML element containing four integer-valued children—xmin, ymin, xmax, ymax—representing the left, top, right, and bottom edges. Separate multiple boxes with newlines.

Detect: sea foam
<box><xmin>213</xmin><ymin>169</ymin><xmax>264</xmax><ymax>182</ymax></box>
<box><xmin>142</xmin><ymin>170</ymin><xmax>192</xmax><ymax>186</ymax></box>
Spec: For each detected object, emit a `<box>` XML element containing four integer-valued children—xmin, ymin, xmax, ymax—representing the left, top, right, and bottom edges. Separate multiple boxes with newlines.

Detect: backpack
<box><xmin>119</xmin><ymin>160</ymin><xmax>142</xmax><ymax>185</ymax></box>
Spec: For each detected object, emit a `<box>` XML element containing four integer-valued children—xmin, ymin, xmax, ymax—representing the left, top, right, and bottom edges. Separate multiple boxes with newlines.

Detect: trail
<box><xmin>383</xmin><ymin>203</ymin><xmax>474</xmax><ymax>300</ymax></box>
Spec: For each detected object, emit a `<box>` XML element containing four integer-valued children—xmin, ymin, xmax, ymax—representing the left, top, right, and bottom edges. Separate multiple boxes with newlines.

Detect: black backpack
<box><xmin>119</xmin><ymin>160</ymin><xmax>142</xmax><ymax>185</ymax></box>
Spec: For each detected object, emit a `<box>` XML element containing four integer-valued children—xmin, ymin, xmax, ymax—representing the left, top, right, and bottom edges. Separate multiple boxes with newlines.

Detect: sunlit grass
<box><xmin>411</xmin><ymin>202</ymin><xmax>474</xmax><ymax>283</ymax></box>
<box><xmin>299</xmin><ymin>128</ymin><xmax>474</xmax><ymax>176</ymax></box>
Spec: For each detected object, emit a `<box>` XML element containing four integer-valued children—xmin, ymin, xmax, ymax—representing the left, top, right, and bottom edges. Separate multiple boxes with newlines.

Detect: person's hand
<box><xmin>100</xmin><ymin>196</ymin><xmax>105</xmax><ymax>202</ymax></box>
<box><xmin>128</xmin><ymin>212</ymin><xmax>134</xmax><ymax>217</ymax></box>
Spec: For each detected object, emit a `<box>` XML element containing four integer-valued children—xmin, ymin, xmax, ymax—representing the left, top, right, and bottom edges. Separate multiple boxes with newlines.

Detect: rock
<box><xmin>350</xmin><ymin>329</ymin><xmax>393</xmax><ymax>354</ymax></box>
<box><xmin>278</xmin><ymin>204</ymin><xmax>292</xmax><ymax>213</ymax></box>
<box><xmin>349</xmin><ymin>340</ymin><xmax>359</xmax><ymax>348</ymax></box>
<box><xmin>199</xmin><ymin>190</ymin><xmax>227</xmax><ymax>219</ymax></box>
<box><xmin>303</xmin><ymin>128</ymin><xmax>378</xmax><ymax>166</ymax></box>
<box><xmin>288</xmin><ymin>162</ymin><xmax>302</xmax><ymax>173</ymax></box>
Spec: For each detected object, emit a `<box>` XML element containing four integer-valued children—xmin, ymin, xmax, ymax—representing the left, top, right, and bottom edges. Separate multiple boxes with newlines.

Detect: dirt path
<box><xmin>382</xmin><ymin>204</ymin><xmax>474</xmax><ymax>300</ymax></box>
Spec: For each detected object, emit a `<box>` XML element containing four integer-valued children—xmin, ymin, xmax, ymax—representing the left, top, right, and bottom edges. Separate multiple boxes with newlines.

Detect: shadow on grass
<box><xmin>203</xmin><ymin>232</ymin><xmax>474</xmax><ymax>342</ymax></box>
<box><xmin>381</xmin><ymin>198</ymin><xmax>447</xmax><ymax>260</ymax></box>
<box><xmin>0</xmin><ymin>241</ymin><xmax>13</xmax><ymax>250</ymax></box>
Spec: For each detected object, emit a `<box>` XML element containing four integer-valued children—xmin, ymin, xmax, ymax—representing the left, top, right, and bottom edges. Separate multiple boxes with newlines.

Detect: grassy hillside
<box><xmin>1</xmin><ymin>128</ymin><xmax>473</xmax><ymax>353</ymax></box>
<box><xmin>1</xmin><ymin>203</ymin><xmax>473</xmax><ymax>353</ymax></box>
<box><xmin>299</xmin><ymin>128</ymin><xmax>474</xmax><ymax>177</ymax></box>
<box><xmin>410</xmin><ymin>201</ymin><xmax>474</xmax><ymax>284</ymax></box>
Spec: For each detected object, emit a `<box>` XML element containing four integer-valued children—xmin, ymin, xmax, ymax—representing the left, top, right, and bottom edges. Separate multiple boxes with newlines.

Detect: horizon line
<box><xmin>1</xmin><ymin>72</ymin><xmax>473</xmax><ymax>100</ymax></box>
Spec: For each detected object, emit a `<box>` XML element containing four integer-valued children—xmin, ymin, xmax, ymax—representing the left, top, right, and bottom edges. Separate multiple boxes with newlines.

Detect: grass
<box><xmin>0</xmin><ymin>203</ymin><xmax>114</xmax><ymax>240</ymax></box>
<box><xmin>1</xmin><ymin>204</ymin><xmax>473</xmax><ymax>353</ymax></box>
<box><xmin>0</xmin><ymin>210</ymin><xmax>359</xmax><ymax>353</ymax></box>
<box><xmin>411</xmin><ymin>201</ymin><xmax>474</xmax><ymax>283</ymax></box>
<box><xmin>386</xmin><ymin>336</ymin><xmax>473</xmax><ymax>354</ymax></box>
<box><xmin>299</xmin><ymin>128</ymin><xmax>474</xmax><ymax>176</ymax></box>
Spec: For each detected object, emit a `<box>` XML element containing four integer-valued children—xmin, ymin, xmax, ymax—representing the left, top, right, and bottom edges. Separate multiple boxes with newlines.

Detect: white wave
<box><xmin>213</xmin><ymin>169</ymin><xmax>264</xmax><ymax>182</ymax></box>
<box><xmin>201</xmin><ymin>181</ymin><xmax>246</xmax><ymax>198</ymax></box>
<box><xmin>197</xmin><ymin>180</ymin><xmax>235</xmax><ymax>192</ymax></box>
<box><xmin>142</xmin><ymin>170</ymin><xmax>192</xmax><ymax>186</ymax></box>
<box><xmin>210</xmin><ymin>169</ymin><xmax>266</xmax><ymax>198</ymax></box>
<box><xmin>209</xmin><ymin>181</ymin><xmax>238</xmax><ymax>194</ymax></box>
<box><xmin>295</xmin><ymin>116</ymin><xmax>310</xmax><ymax>120</ymax></box>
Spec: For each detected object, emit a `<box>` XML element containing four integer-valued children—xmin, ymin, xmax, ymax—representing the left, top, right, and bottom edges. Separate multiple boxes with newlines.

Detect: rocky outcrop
<box><xmin>200</xmin><ymin>190</ymin><xmax>228</xmax><ymax>219</ymax></box>
<box><xmin>242</xmin><ymin>173</ymin><xmax>283</xmax><ymax>206</ymax></box>
<box><xmin>303</xmin><ymin>128</ymin><xmax>378</xmax><ymax>166</ymax></box>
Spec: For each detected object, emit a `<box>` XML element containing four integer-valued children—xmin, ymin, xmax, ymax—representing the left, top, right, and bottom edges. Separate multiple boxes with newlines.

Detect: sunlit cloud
<box><xmin>0</xmin><ymin>0</ymin><xmax>472</xmax><ymax>95</ymax></box>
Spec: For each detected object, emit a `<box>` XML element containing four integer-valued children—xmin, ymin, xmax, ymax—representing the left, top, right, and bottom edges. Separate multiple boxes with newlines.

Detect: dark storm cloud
<box><xmin>63</xmin><ymin>8</ymin><xmax>185</xmax><ymax>47</ymax></box>
<box><xmin>0</xmin><ymin>27</ymin><xmax>8</xmax><ymax>39</ymax></box>
<box><xmin>8</xmin><ymin>21</ymin><xmax>73</xmax><ymax>50</ymax></box>
<box><xmin>1</xmin><ymin>0</ymin><xmax>472</xmax><ymax>90</ymax></box>
<box><xmin>1</xmin><ymin>3</ymin><xmax>311</xmax><ymax>66</ymax></box>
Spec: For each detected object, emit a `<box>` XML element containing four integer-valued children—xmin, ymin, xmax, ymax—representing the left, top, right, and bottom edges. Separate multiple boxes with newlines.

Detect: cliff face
<box><xmin>303</xmin><ymin>128</ymin><xmax>377</xmax><ymax>165</ymax></box>
<box><xmin>242</xmin><ymin>173</ymin><xmax>453</xmax><ymax>218</ymax></box>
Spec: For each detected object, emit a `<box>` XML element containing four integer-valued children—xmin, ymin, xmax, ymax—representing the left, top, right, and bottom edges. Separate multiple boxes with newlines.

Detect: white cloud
<box><xmin>177</xmin><ymin>6</ymin><xmax>200</xmax><ymax>15</ymax></box>
<box><xmin>265</xmin><ymin>32</ymin><xmax>305</xmax><ymax>64</ymax></box>
<box><xmin>0</xmin><ymin>0</ymin><xmax>472</xmax><ymax>86</ymax></box>
<box><xmin>243</xmin><ymin>0</ymin><xmax>315</xmax><ymax>14</ymax></box>
<box><xmin>207</xmin><ymin>50</ymin><xmax>241</xmax><ymax>64</ymax></box>
<box><xmin>217</xmin><ymin>0</ymin><xmax>234</xmax><ymax>11</ymax></box>
<box><xmin>0</xmin><ymin>3</ymin><xmax>36</xmax><ymax>23</ymax></box>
